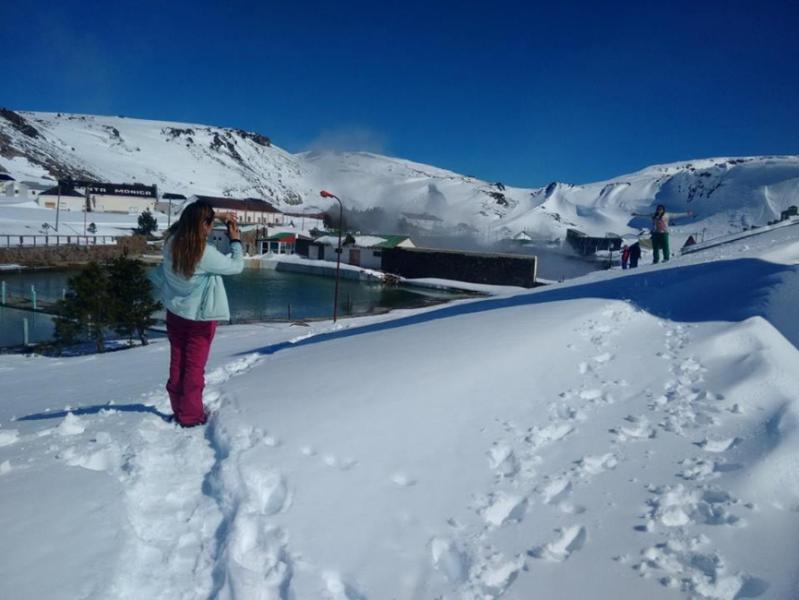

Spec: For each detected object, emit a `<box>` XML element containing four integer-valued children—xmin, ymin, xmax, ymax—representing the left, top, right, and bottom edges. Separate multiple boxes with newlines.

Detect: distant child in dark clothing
<box><xmin>629</xmin><ymin>241</ymin><xmax>641</xmax><ymax>268</ymax></box>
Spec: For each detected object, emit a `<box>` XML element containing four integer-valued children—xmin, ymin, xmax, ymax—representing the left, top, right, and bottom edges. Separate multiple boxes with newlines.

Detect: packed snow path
<box><xmin>1</xmin><ymin>227</ymin><xmax>799</xmax><ymax>599</ymax></box>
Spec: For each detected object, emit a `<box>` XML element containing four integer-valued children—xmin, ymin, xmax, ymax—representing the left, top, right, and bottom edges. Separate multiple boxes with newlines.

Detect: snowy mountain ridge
<box><xmin>2</xmin><ymin>109</ymin><xmax>799</xmax><ymax>241</ymax></box>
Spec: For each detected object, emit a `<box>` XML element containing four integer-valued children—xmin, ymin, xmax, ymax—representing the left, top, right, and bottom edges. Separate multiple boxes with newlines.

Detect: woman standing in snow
<box><xmin>150</xmin><ymin>200</ymin><xmax>244</xmax><ymax>427</ymax></box>
<box><xmin>632</xmin><ymin>205</ymin><xmax>694</xmax><ymax>264</ymax></box>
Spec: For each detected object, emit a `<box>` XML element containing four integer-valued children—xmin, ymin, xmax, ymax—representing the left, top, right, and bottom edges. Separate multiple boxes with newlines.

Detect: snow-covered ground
<box><xmin>0</xmin><ymin>201</ymin><xmax>160</xmax><ymax>238</ymax></box>
<box><xmin>1</xmin><ymin>225</ymin><xmax>798</xmax><ymax>599</ymax></box>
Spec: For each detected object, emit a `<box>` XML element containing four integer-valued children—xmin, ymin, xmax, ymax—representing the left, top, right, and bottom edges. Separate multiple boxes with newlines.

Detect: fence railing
<box><xmin>1</xmin><ymin>235</ymin><xmax>118</xmax><ymax>248</ymax></box>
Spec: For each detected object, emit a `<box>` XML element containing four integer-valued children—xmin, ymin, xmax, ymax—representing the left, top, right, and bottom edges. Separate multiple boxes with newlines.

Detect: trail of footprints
<box><xmin>431</xmin><ymin>305</ymin><xmax>635</xmax><ymax>597</ymax></box>
<box><xmin>432</xmin><ymin>305</ymin><xmax>760</xmax><ymax>599</ymax></box>
<box><xmin>2</xmin><ymin>312</ymin><xmax>764</xmax><ymax>599</ymax></box>
<box><xmin>1</xmin><ymin>348</ymin><xmax>365</xmax><ymax>600</ymax></box>
<box><xmin>631</xmin><ymin>324</ymin><xmax>762</xmax><ymax>599</ymax></box>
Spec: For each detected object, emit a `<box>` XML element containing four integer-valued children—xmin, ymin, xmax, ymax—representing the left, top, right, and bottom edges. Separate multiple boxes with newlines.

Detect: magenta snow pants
<box><xmin>166</xmin><ymin>311</ymin><xmax>217</xmax><ymax>426</ymax></box>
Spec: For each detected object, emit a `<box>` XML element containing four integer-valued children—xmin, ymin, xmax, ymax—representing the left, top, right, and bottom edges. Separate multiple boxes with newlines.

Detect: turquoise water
<box><xmin>0</xmin><ymin>267</ymin><xmax>470</xmax><ymax>347</ymax></box>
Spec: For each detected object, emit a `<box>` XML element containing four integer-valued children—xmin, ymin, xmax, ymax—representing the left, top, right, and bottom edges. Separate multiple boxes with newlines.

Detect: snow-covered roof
<box><xmin>402</xmin><ymin>212</ymin><xmax>443</xmax><ymax>222</ymax></box>
<box><xmin>314</xmin><ymin>234</ymin><xmax>412</xmax><ymax>249</ymax></box>
<box><xmin>193</xmin><ymin>195</ymin><xmax>281</xmax><ymax>213</ymax></box>
<box><xmin>40</xmin><ymin>186</ymin><xmax>84</xmax><ymax>197</ymax></box>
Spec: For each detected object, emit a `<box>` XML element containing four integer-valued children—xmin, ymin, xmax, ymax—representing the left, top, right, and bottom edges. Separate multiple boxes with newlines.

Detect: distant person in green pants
<box><xmin>632</xmin><ymin>205</ymin><xmax>694</xmax><ymax>263</ymax></box>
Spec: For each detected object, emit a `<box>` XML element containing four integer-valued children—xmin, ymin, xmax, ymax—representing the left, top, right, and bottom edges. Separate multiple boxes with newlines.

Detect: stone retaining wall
<box><xmin>0</xmin><ymin>236</ymin><xmax>149</xmax><ymax>267</ymax></box>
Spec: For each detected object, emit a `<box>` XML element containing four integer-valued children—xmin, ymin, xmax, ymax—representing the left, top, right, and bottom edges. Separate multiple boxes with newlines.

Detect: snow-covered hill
<box><xmin>1</xmin><ymin>224</ymin><xmax>798</xmax><ymax>599</ymax></box>
<box><xmin>2</xmin><ymin>109</ymin><xmax>799</xmax><ymax>242</ymax></box>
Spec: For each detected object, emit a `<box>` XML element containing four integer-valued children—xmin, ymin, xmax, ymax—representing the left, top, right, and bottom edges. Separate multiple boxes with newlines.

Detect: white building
<box><xmin>401</xmin><ymin>212</ymin><xmax>444</xmax><ymax>231</ymax></box>
<box><xmin>282</xmin><ymin>211</ymin><xmax>326</xmax><ymax>232</ymax></box>
<box><xmin>37</xmin><ymin>185</ymin><xmax>86</xmax><ymax>209</ymax></box>
<box><xmin>309</xmin><ymin>234</ymin><xmax>415</xmax><ymax>269</ymax></box>
<box><xmin>38</xmin><ymin>182</ymin><xmax>158</xmax><ymax>213</ymax></box>
<box><xmin>2</xmin><ymin>179</ymin><xmax>52</xmax><ymax>201</ymax></box>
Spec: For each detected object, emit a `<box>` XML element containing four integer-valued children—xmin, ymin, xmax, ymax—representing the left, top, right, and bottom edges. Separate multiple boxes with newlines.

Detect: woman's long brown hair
<box><xmin>166</xmin><ymin>201</ymin><xmax>214</xmax><ymax>277</ymax></box>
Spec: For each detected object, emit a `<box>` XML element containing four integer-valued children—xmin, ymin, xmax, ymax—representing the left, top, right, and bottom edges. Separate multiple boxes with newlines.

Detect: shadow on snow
<box><xmin>17</xmin><ymin>403</ymin><xmax>171</xmax><ymax>422</ymax></box>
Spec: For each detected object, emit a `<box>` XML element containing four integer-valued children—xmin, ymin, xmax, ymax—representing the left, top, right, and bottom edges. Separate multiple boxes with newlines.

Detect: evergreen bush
<box><xmin>53</xmin><ymin>257</ymin><xmax>161</xmax><ymax>352</ymax></box>
<box><xmin>136</xmin><ymin>210</ymin><xmax>158</xmax><ymax>236</ymax></box>
<box><xmin>54</xmin><ymin>262</ymin><xmax>113</xmax><ymax>352</ymax></box>
<box><xmin>108</xmin><ymin>255</ymin><xmax>162</xmax><ymax>346</ymax></box>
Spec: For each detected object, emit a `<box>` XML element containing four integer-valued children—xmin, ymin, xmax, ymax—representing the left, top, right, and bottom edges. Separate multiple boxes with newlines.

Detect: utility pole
<box><xmin>55</xmin><ymin>180</ymin><xmax>61</xmax><ymax>232</ymax></box>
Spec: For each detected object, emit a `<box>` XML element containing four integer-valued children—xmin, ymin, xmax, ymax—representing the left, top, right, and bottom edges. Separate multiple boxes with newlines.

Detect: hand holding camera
<box><xmin>217</xmin><ymin>212</ymin><xmax>241</xmax><ymax>242</ymax></box>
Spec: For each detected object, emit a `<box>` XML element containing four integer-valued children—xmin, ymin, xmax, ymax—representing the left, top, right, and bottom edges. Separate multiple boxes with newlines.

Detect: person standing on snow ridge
<box><xmin>149</xmin><ymin>201</ymin><xmax>244</xmax><ymax>427</ymax></box>
<box><xmin>632</xmin><ymin>205</ymin><xmax>694</xmax><ymax>264</ymax></box>
<box><xmin>621</xmin><ymin>244</ymin><xmax>631</xmax><ymax>269</ymax></box>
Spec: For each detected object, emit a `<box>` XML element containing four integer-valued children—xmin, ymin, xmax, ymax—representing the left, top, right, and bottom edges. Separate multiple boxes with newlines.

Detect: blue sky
<box><xmin>1</xmin><ymin>0</ymin><xmax>798</xmax><ymax>187</ymax></box>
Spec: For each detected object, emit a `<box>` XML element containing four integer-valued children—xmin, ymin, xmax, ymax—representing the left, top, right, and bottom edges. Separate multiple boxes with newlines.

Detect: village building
<box><xmin>566</xmin><ymin>228</ymin><xmax>622</xmax><ymax>256</ymax></box>
<box><xmin>208</xmin><ymin>223</ymin><xmax>263</xmax><ymax>255</ymax></box>
<box><xmin>86</xmin><ymin>183</ymin><xmax>158</xmax><ymax>213</ymax></box>
<box><xmin>192</xmin><ymin>195</ymin><xmax>285</xmax><ymax>226</ymax></box>
<box><xmin>258</xmin><ymin>232</ymin><xmax>315</xmax><ymax>255</ymax></box>
<box><xmin>281</xmin><ymin>211</ymin><xmax>326</xmax><ymax>232</ymax></box>
<box><xmin>308</xmin><ymin>234</ymin><xmax>415</xmax><ymax>269</ymax></box>
<box><xmin>37</xmin><ymin>182</ymin><xmax>158</xmax><ymax>213</ymax></box>
<box><xmin>0</xmin><ymin>173</ymin><xmax>15</xmax><ymax>195</ymax></box>
<box><xmin>401</xmin><ymin>212</ymin><xmax>444</xmax><ymax>231</ymax></box>
<box><xmin>37</xmin><ymin>185</ymin><xmax>85</xmax><ymax>210</ymax></box>
<box><xmin>780</xmin><ymin>205</ymin><xmax>798</xmax><ymax>221</ymax></box>
<box><xmin>156</xmin><ymin>192</ymin><xmax>187</xmax><ymax>213</ymax></box>
<box><xmin>3</xmin><ymin>179</ymin><xmax>52</xmax><ymax>201</ymax></box>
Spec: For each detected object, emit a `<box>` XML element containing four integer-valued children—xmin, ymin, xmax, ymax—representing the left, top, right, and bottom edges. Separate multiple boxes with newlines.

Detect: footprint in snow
<box><xmin>697</xmin><ymin>436</ymin><xmax>739</xmax><ymax>453</ymax></box>
<box><xmin>539</xmin><ymin>477</ymin><xmax>572</xmax><ymax>505</ymax></box>
<box><xmin>322</xmin><ymin>571</ymin><xmax>367</xmax><ymax>600</ymax></box>
<box><xmin>390</xmin><ymin>472</ymin><xmax>417</xmax><ymax>487</ymax></box>
<box><xmin>634</xmin><ymin>535</ymin><xmax>765</xmax><ymax>599</ymax></box>
<box><xmin>61</xmin><ymin>440</ymin><xmax>123</xmax><ymax>473</ymax></box>
<box><xmin>205</xmin><ymin>354</ymin><xmax>260</xmax><ymax>385</ymax></box>
<box><xmin>430</xmin><ymin>537</ymin><xmax>470</xmax><ymax>583</ymax></box>
<box><xmin>677</xmin><ymin>457</ymin><xmax>722</xmax><ymax>481</ymax></box>
<box><xmin>481</xmin><ymin>492</ymin><xmax>528</xmax><ymax>527</ymax></box>
<box><xmin>323</xmin><ymin>454</ymin><xmax>358</xmax><ymax>470</ymax></box>
<box><xmin>488</xmin><ymin>444</ymin><xmax>519</xmax><ymax>477</ymax></box>
<box><xmin>576</xmin><ymin>453</ymin><xmax>618</xmax><ymax>477</ymax></box>
<box><xmin>56</xmin><ymin>413</ymin><xmax>85</xmax><ymax>436</ymax></box>
<box><xmin>476</xmin><ymin>554</ymin><xmax>525</xmax><ymax>596</ymax></box>
<box><xmin>243</xmin><ymin>469</ymin><xmax>289</xmax><ymax>515</ymax></box>
<box><xmin>643</xmin><ymin>484</ymin><xmax>740</xmax><ymax>529</ymax></box>
<box><xmin>529</xmin><ymin>525</ymin><xmax>587</xmax><ymax>561</ymax></box>
<box><xmin>525</xmin><ymin>422</ymin><xmax>574</xmax><ymax>448</ymax></box>
<box><xmin>611</xmin><ymin>415</ymin><xmax>656</xmax><ymax>441</ymax></box>
<box><xmin>593</xmin><ymin>352</ymin><xmax>613</xmax><ymax>364</ymax></box>
<box><xmin>0</xmin><ymin>428</ymin><xmax>20</xmax><ymax>447</ymax></box>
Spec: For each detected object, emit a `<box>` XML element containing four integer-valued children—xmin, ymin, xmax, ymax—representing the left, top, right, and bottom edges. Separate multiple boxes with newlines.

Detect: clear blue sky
<box><xmin>1</xmin><ymin>0</ymin><xmax>798</xmax><ymax>187</ymax></box>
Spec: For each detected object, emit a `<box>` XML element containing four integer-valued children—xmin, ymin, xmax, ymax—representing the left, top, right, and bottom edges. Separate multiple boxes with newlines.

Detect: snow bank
<box><xmin>1</xmin><ymin>226</ymin><xmax>798</xmax><ymax>599</ymax></box>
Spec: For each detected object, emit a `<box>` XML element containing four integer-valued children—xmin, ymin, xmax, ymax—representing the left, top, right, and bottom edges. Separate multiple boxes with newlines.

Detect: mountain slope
<box><xmin>2</xmin><ymin>110</ymin><xmax>799</xmax><ymax>241</ymax></box>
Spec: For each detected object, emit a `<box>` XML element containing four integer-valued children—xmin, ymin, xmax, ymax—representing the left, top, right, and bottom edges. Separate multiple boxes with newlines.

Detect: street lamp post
<box><xmin>320</xmin><ymin>190</ymin><xmax>343</xmax><ymax>322</ymax></box>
